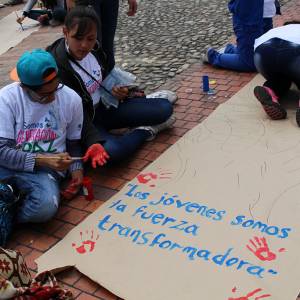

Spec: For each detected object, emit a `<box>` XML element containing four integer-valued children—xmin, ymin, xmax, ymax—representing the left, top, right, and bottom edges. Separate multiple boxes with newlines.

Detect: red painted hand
<box><xmin>83</xmin><ymin>144</ymin><xmax>110</xmax><ymax>168</ymax></box>
<box><xmin>246</xmin><ymin>236</ymin><xmax>276</xmax><ymax>261</ymax></box>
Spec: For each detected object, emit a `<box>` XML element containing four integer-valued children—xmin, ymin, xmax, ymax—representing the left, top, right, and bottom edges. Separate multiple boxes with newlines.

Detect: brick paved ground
<box><xmin>0</xmin><ymin>1</ymin><xmax>299</xmax><ymax>299</ymax></box>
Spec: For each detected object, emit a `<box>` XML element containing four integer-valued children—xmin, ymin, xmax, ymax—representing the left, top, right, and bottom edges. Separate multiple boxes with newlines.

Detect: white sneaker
<box><xmin>218</xmin><ymin>46</ymin><xmax>226</xmax><ymax>54</ymax></box>
<box><xmin>201</xmin><ymin>46</ymin><xmax>213</xmax><ymax>63</ymax></box>
<box><xmin>146</xmin><ymin>90</ymin><xmax>178</xmax><ymax>104</ymax></box>
<box><xmin>134</xmin><ymin>114</ymin><xmax>176</xmax><ymax>141</ymax></box>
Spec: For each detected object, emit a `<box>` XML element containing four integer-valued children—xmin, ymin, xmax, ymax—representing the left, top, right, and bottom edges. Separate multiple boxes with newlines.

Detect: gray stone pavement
<box><xmin>115</xmin><ymin>0</ymin><xmax>290</xmax><ymax>92</ymax></box>
<box><xmin>0</xmin><ymin>0</ymin><xmax>291</xmax><ymax>92</ymax></box>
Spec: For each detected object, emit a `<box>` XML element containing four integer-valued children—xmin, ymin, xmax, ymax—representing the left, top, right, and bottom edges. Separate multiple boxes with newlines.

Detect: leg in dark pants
<box><xmin>92</xmin><ymin>0</ymin><xmax>119</xmax><ymax>72</ymax></box>
<box><xmin>93</xmin><ymin>98</ymin><xmax>173</xmax><ymax>162</ymax></box>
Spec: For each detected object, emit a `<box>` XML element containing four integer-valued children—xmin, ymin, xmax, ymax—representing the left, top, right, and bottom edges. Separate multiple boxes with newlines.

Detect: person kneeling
<box><xmin>0</xmin><ymin>49</ymin><xmax>83</xmax><ymax>245</ymax></box>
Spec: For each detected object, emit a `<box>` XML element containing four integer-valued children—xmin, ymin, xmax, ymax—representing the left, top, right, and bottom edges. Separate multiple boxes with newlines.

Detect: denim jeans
<box><xmin>263</xmin><ymin>18</ymin><xmax>273</xmax><ymax>34</ymax></box>
<box><xmin>0</xmin><ymin>167</ymin><xmax>61</xmax><ymax>224</ymax></box>
<box><xmin>208</xmin><ymin>25</ymin><xmax>262</xmax><ymax>72</ymax></box>
<box><xmin>254</xmin><ymin>38</ymin><xmax>300</xmax><ymax>96</ymax></box>
<box><xmin>94</xmin><ymin>97</ymin><xmax>173</xmax><ymax>162</ymax></box>
<box><xmin>92</xmin><ymin>0</ymin><xmax>119</xmax><ymax>72</ymax></box>
<box><xmin>209</xmin><ymin>0</ymin><xmax>263</xmax><ymax>72</ymax></box>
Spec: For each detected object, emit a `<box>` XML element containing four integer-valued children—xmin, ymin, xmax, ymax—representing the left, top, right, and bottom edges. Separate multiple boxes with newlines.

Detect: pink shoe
<box><xmin>254</xmin><ymin>86</ymin><xmax>287</xmax><ymax>120</ymax></box>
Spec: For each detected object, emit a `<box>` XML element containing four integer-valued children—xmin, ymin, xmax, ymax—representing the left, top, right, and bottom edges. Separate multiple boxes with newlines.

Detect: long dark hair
<box><xmin>64</xmin><ymin>6</ymin><xmax>100</xmax><ymax>39</ymax></box>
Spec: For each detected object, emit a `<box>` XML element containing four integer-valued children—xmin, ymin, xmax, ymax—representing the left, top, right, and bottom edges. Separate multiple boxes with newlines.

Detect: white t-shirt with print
<box><xmin>0</xmin><ymin>82</ymin><xmax>83</xmax><ymax>155</ymax></box>
<box><xmin>70</xmin><ymin>52</ymin><xmax>102</xmax><ymax>106</ymax></box>
<box><xmin>254</xmin><ymin>24</ymin><xmax>300</xmax><ymax>50</ymax></box>
<box><xmin>264</xmin><ymin>0</ymin><xmax>276</xmax><ymax>18</ymax></box>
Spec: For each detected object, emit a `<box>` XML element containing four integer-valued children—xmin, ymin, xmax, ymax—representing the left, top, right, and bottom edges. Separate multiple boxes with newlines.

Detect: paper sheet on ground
<box><xmin>0</xmin><ymin>11</ymin><xmax>39</xmax><ymax>55</ymax></box>
<box><xmin>37</xmin><ymin>75</ymin><xmax>300</xmax><ymax>300</ymax></box>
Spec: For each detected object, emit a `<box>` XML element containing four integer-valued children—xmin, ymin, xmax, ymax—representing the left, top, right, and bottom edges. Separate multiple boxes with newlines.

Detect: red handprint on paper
<box><xmin>72</xmin><ymin>230</ymin><xmax>99</xmax><ymax>254</ymax></box>
<box><xmin>228</xmin><ymin>287</ymin><xmax>271</xmax><ymax>300</ymax></box>
<box><xmin>136</xmin><ymin>168</ymin><xmax>172</xmax><ymax>187</ymax></box>
<box><xmin>246</xmin><ymin>236</ymin><xmax>285</xmax><ymax>261</ymax></box>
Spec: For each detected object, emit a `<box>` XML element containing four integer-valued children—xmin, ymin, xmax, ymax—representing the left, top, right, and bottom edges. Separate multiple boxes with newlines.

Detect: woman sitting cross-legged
<box><xmin>47</xmin><ymin>6</ymin><xmax>176</xmax><ymax>168</ymax></box>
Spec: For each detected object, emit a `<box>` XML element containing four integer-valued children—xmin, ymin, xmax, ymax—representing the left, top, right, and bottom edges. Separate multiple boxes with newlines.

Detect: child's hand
<box><xmin>112</xmin><ymin>86</ymin><xmax>129</xmax><ymax>102</ymax></box>
<box><xmin>35</xmin><ymin>153</ymin><xmax>73</xmax><ymax>171</ymax></box>
<box><xmin>16</xmin><ymin>16</ymin><xmax>25</xmax><ymax>24</ymax></box>
<box><xmin>83</xmin><ymin>144</ymin><xmax>109</xmax><ymax>168</ymax></box>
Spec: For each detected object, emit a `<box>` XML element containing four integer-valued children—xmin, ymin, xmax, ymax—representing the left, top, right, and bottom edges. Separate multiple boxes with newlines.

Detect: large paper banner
<box><xmin>37</xmin><ymin>75</ymin><xmax>300</xmax><ymax>300</ymax></box>
<box><xmin>0</xmin><ymin>11</ymin><xmax>39</xmax><ymax>56</ymax></box>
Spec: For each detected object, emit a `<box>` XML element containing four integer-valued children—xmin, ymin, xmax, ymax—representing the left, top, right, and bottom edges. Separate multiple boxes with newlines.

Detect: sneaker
<box><xmin>253</xmin><ymin>86</ymin><xmax>287</xmax><ymax>120</ymax></box>
<box><xmin>0</xmin><ymin>4</ymin><xmax>5</xmax><ymax>8</ymax></box>
<box><xmin>0</xmin><ymin>182</ymin><xmax>18</xmax><ymax>247</ymax></box>
<box><xmin>134</xmin><ymin>114</ymin><xmax>176</xmax><ymax>141</ymax></box>
<box><xmin>146</xmin><ymin>90</ymin><xmax>178</xmax><ymax>104</ymax></box>
<box><xmin>201</xmin><ymin>47</ymin><xmax>219</xmax><ymax>65</ymax></box>
<box><xmin>4</xmin><ymin>0</ymin><xmax>22</xmax><ymax>5</ymax></box>
<box><xmin>201</xmin><ymin>46</ymin><xmax>213</xmax><ymax>64</ymax></box>
<box><xmin>218</xmin><ymin>46</ymin><xmax>226</xmax><ymax>54</ymax></box>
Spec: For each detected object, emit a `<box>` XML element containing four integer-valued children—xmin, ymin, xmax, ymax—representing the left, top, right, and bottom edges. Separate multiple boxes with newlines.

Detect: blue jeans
<box><xmin>92</xmin><ymin>0</ymin><xmax>119</xmax><ymax>71</ymax></box>
<box><xmin>94</xmin><ymin>97</ymin><xmax>173</xmax><ymax>162</ymax></box>
<box><xmin>0</xmin><ymin>167</ymin><xmax>61</xmax><ymax>224</ymax></box>
<box><xmin>209</xmin><ymin>0</ymin><xmax>263</xmax><ymax>72</ymax></box>
<box><xmin>208</xmin><ymin>25</ymin><xmax>262</xmax><ymax>72</ymax></box>
<box><xmin>254</xmin><ymin>38</ymin><xmax>300</xmax><ymax>96</ymax></box>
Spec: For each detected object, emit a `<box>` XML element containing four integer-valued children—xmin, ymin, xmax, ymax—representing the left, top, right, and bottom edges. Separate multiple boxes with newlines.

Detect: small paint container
<box><xmin>202</xmin><ymin>75</ymin><xmax>209</xmax><ymax>93</ymax></box>
<box><xmin>82</xmin><ymin>177</ymin><xmax>94</xmax><ymax>201</ymax></box>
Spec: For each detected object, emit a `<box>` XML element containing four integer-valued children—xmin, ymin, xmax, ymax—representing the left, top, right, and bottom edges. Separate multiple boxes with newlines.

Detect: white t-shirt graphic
<box><xmin>0</xmin><ymin>82</ymin><xmax>83</xmax><ymax>154</ymax></box>
<box><xmin>70</xmin><ymin>52</ymin><xmax>102</xmax><ymax>106</ymax></box>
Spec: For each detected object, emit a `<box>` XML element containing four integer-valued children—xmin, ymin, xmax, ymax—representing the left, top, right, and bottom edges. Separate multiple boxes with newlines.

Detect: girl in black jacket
<box><xmin>47</xmin><ymin>6</ymin><xmax>175</xmax><ymax>168</ymax></box>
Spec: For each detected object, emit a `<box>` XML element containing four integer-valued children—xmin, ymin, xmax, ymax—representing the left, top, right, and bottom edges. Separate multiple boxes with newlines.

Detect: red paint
<box><xmin>82</xmin><ymin>176</ymin><xmax>94</xmax><ymax>201</ymax></box>
<box><xmin>136</xmin><ymin>170</ymin><xmax>172</xmax><ymax>187</ymax></box>
<box><xmin>72</xmin><ymin>230</ymin><xmax>99</xmax><ymax>254</ymax></box>
<box><xmin>137</xmin><ymin>172</ymin><xmax>158</xmax><ymax>184</ymax></box>
<box><xmin>229</xmin><ymin>288</ymin><xmax>271</xmax><ymax>300</ymax></box>
<box><xmin>246</xmin><ymin>236</ymin><xmax>277</xmax><ymax>261</ymax></box>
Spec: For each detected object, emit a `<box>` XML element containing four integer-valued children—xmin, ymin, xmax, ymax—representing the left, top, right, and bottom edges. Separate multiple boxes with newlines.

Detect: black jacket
<box><xmin>47</xmin><ymin>38</ymin><xmax>109</xmax><ymax>148</ymax></box>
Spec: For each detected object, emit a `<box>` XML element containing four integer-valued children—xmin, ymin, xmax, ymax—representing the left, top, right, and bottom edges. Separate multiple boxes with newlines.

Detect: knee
<box><xmin>35</xmin><ymin>194</ymin><xmax>59</xmax><ymax>222</ymax></box>
<box><xmin>17</xmin><ymin>175</ymin><xmax>60</xmax><ymax>223</ymax></box>
<box><xmin>156</xmin><ymin>99</ymin><xmax>173</xmax><ymax>123</ymax></box>
<box><xmin>103</xmin><ymin>139</ymin><xmax>124</xmax><ymax>162</ymax></box>
<box><xmin>19</xmin><ymin>193</ymin><xmax>59</xmax><ymax>223</ymax></box>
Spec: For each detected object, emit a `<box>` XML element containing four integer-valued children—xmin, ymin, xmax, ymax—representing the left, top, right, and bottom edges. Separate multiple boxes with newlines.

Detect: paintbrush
<box><xmin>14</xmin><ymin>11</ymin><xmax>24</xmax><ymax>31</ymax></box>
<box><xmin>36</xmin><ymin>156</ymin><xmax>84</xmax><ymax>160</ymax></box>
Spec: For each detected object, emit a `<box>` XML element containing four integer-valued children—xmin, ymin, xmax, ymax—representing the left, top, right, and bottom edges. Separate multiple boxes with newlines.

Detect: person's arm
<box><xmin>0</xmin><ymin>138</ymin><xmax>73</xmax><ymax>172</ymax></box>
<box><xmin>0</xmin><ymin>138</ymin><xmax>36</xmax><ymax>172</ymax></box>
<box><xmin>16</xmin><ymin>0</ymin><xmax>37</xmax><ymax>23</ymax></box>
